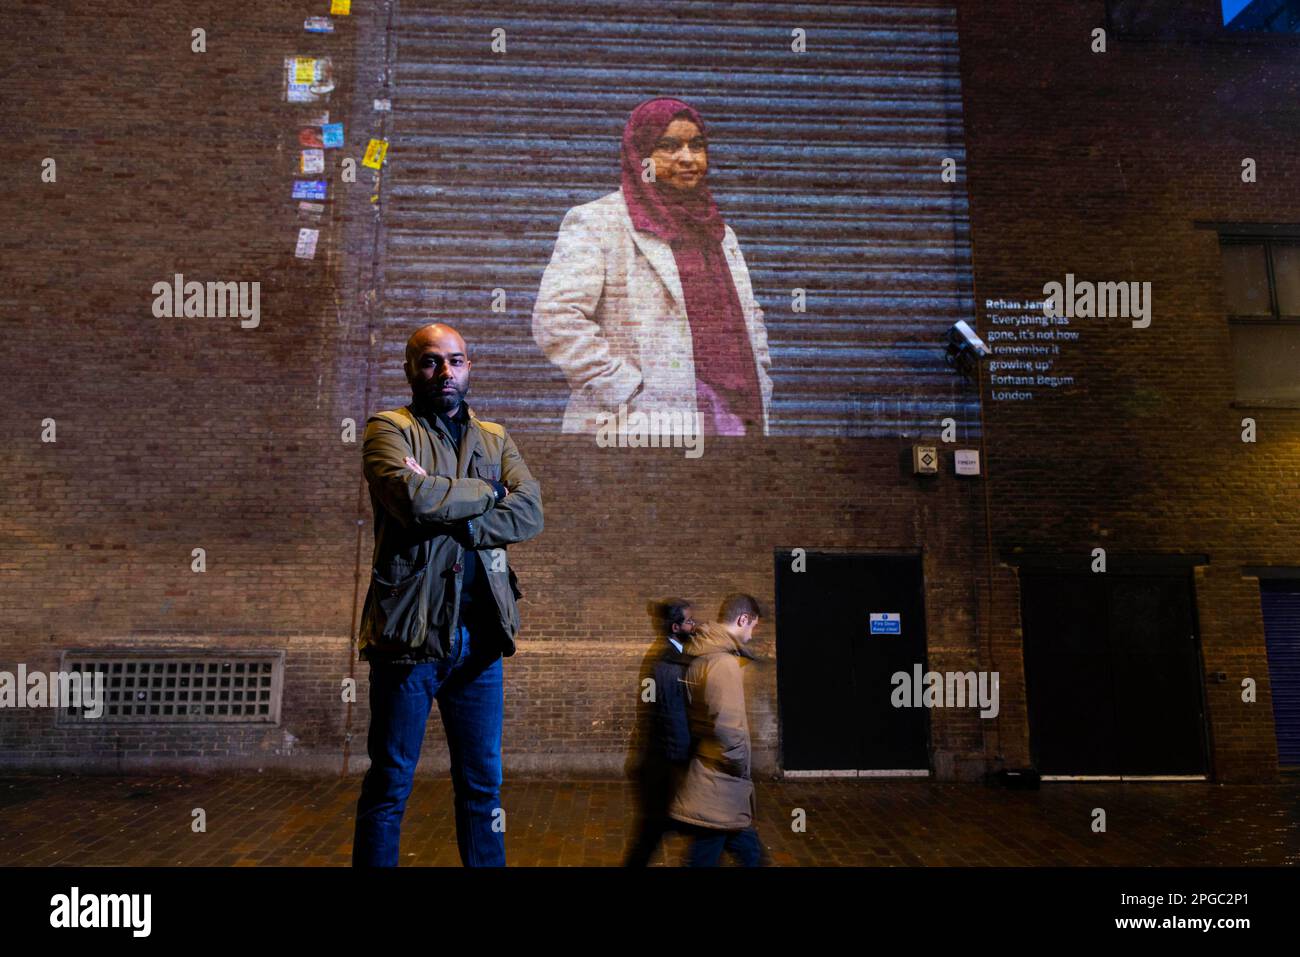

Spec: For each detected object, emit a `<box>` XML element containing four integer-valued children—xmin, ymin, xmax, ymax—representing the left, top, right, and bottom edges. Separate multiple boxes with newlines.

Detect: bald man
<box><xmin>352</xmin><ymin>323</ymin><xmax>544</xmax><ymax>867</ymax></box>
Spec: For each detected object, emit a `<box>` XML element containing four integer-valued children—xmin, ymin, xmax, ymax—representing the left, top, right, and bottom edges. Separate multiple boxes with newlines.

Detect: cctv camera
<box><xmin>945</xmin><ymin>320</ymin><xmax>990</xmax><ymax>381</ymax></box>
<box><xmin>948</xmin><ymin>320</ymin><xmax>990</xmax><ymax>358</ymax></box>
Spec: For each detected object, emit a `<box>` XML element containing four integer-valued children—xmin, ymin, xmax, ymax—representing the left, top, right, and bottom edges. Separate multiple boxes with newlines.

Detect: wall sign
<box><xmin>870</xmin><ymin>612</ymin><xmax>901</xmax><ymax>635</ymax></box>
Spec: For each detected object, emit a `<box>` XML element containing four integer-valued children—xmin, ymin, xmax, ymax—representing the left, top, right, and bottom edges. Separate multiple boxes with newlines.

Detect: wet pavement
<box><xmin>1</xmin><ymin>774</ymin><xmax>1296</xmax><ymax>866</ymax></box>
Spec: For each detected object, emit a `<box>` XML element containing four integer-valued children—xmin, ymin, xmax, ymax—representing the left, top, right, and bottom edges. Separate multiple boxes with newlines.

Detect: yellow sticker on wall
<box><xmin>294</xmin><ymin>57</ymin><xmax>317</xmax><ymax>83</ymax></box>
<box><xmin>331</xmin><ymin>0</ymin><xmax>351</xmax><ymax>15</ymax></box>
<box><xmin>361</xmin><ymin>139</ymin><xmax>388</xmax><ymax>169</ymax></box>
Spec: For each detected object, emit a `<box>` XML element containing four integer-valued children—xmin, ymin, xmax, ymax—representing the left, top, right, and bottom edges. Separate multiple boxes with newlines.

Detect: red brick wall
<box><xmin>1</xmin><ymin>0</ymin><xmax>366</xmax><ymax>771</ymax></box>
<box><xmin>3</xmin><ymin>0</ymin><xmax>1294</xmax><ymax>783</ymax></box>
<box><xmin>955</xmin><ymin>0</ymin><xmax>1300</xmax><ymax>781</ymax></box>
<box><xmin>0</xmin><ymin>0</ymin><xmax>992</xmax><ymax>780</ymax></box>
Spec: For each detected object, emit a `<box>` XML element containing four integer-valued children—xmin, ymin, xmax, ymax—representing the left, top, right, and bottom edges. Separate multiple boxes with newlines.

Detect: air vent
<box><xmin>57</xmin><ymin>651</ymin><xmax>284</xmax><ymax>725</ymax></box>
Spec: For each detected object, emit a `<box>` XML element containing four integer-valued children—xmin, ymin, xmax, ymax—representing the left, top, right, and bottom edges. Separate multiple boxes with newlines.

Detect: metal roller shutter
<box><xmin>1261</xmin><ymin>579</ymin><xmax>1300</xmax><ymax>766</ymax></box>
<box><xmin>377</xmin><ymin>0</ymin><xmax>976</xmax><ymax>436</ymax></box>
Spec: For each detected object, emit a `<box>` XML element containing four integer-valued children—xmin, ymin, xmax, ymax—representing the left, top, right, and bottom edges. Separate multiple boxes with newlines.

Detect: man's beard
<box><xmin>416</xmin><ymin>381</ymin><xmax>468</xmax><ymax>413</ymax></box>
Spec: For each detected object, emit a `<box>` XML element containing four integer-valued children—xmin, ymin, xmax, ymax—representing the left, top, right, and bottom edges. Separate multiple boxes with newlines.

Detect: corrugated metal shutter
<box><xmin>1261</xmin><ymin>579</ymin><xmax>1300</xmax><ymax>766</ymax></box>
<box><xmin>377</xmin><ymin>0</ymin><xmax>977</xmax><ymax>436</ymax></box>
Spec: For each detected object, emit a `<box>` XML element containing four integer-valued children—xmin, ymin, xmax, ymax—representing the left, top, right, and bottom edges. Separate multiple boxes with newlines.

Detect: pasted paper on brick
<box><xmin>362</xmin><ymin>139</ymin><xmax>388</xmax><ymax>170</ymax></box>
<box><xmin>295</xmin><ymin>228</ymin><xmax>320</xmax><ymax>259</ymax></box>
<box><xmin>292</xmin><ymin>180</ymin><xmax>328</xmax><ymax>200</ymax></box>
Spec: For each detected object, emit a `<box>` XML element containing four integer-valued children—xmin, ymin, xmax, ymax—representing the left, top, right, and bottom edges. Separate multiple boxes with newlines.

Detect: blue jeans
<box><xmin>352</xmin><ymin>620</ymin><xmax>505</xmax><ymax>866</ymax></box>
<box><xmin>684</xmin><ymin>825</ymin><xmax>764</xmax><ymax>867</ymax></box>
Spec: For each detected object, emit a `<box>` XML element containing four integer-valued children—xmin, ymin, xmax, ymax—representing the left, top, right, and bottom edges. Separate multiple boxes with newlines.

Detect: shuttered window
<box><xmin>1260</xmin><ymin>579</ymin><xmax>1300</xmax><ymax>766</ymax></box>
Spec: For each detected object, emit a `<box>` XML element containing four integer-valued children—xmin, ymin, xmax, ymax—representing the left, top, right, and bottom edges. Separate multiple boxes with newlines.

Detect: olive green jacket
<box><xmin>357</xmin><ymin>401</ymin><xmax>543</xmax><ymax>662</ymax></box>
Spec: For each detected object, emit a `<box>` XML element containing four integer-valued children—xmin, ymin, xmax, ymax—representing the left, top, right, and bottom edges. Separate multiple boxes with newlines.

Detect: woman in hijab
<box><xmin>532</xmin><ymin>97</ymin><xmax>773</xmax><ymax>437</ymax></box>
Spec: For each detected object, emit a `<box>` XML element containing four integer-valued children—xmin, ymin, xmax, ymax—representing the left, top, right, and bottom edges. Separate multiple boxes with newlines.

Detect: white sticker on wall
<box><xmin>295</xmin><ymin>228</ymin><xmax>320</xmax><ymax>259</ymax></box>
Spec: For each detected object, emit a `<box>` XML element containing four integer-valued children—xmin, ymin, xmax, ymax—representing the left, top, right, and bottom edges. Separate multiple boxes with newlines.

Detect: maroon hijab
<box><xmin>619</xmin><ymin>98</ymin><xmax>763</xmax><ymax>435</ymax></box>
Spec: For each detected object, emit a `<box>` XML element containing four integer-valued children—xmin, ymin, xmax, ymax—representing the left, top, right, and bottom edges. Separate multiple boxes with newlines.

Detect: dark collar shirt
<box><xmin>415</xmin><ymin>398</ymin><xmax>493</xmax><ymax>624</ymax></box>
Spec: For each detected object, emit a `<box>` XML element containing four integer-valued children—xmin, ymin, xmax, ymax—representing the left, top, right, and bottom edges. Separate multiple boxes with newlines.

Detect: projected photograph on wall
<box><xmin>375</xmin><ymin>1</ymin><xmax>977</xmax><ymax>437</ymax></box>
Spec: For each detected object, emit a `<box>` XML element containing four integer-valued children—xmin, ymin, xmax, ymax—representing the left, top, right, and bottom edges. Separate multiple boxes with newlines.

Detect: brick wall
<box><xmin>955</xmin><ymin>0</ymin><xmax>1300</xmax><ymax>781</ymax></box>
<box><xmin>0</xmin><ymin>0</ymin><xmax>991</xmax><ymax>779</ymax></box>
<box><xmin>1</xmin><ymin>0</ymin><xmax>368</xmax><ymax>771</ymax></box>
<box><xmin>3</xmin><ymin>0</ymin><xmax>1295</xmax><ymax>783</ymax></box>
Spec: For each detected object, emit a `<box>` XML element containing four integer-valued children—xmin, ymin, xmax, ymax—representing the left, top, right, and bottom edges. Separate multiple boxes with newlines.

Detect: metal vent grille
<box><xmin>58</xmin><ymin>652</ymin><xmax>284</xmax><ymax>725</ymax></box>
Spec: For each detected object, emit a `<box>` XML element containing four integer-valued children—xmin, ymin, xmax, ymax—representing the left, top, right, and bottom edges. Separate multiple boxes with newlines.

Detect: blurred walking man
<box><xmin>668</xmin><ymin>593</ymin><xmax>766</xmax><ymax>866</ymax></box>
<box><xmin>624</xmin><ymin>598</ymin><xmax>696</xmax><ymax>866</ymax></box>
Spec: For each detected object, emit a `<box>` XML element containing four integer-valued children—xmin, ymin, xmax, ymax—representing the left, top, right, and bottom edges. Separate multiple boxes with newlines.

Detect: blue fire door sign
<box><xmin>870</xmin><ymin>613</ymin><xmax>901</xmax><ymax>635</ymax></box>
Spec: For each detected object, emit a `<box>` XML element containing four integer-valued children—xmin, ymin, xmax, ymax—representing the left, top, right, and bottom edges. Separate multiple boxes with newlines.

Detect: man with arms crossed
<box><xmin>352</xmin><ymin>323</ymin><xmax>543</xmax><ymax>867</ymax></box>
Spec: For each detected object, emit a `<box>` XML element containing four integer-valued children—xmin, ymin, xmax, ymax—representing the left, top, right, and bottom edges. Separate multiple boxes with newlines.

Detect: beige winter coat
<box><xmin>668</xmin><ymin>622</ymin><xmax>758</xmax><ymax>831</ymax></box>
<box><xmin>531</xmin><ymin>187</ymin><xmax>773</xmax><ymax>436</ymax></box>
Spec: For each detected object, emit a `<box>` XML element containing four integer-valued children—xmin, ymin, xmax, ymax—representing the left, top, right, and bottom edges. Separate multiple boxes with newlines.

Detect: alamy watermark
<box><xmin>891</xmin><ymin>665</ymin><xmax>999</xmax><ymax>718</ymax></box>
<box><xmin>50</xmin><ymin>886</ymin><xmax>151</xmax><ymax>937</ymax></box>
<box><xmin>1042</xmin><ymin>273</ymin><xmax>1151</xmax><ymax>328</ymax></box>
<box><xmin>151</xmin><ymin>273</ymin><xmax>260</xmax><ymax>328</ymax></box>
<box><xmin>595</xmin><ymin>403</ymin><xmax>703</xmax><ymax>459</ymax></box>
<box><xmin>0</xmin><ymin>666</ymin><xmax>105</xmax><ymax>719</ymax></box>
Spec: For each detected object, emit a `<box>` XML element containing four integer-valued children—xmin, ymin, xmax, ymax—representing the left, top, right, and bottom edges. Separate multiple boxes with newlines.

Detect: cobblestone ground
<box><xmin>1</xmin><ymin>774</ymin><xmax>1297</xmax><ymax>866</ymax></box>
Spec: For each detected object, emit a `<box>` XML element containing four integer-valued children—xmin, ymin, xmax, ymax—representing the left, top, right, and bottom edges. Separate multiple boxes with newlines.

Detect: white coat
<box><xmin>531</xmin><ymin>188</ymin><xmax>773</xmax><ymax>436</ymax></box>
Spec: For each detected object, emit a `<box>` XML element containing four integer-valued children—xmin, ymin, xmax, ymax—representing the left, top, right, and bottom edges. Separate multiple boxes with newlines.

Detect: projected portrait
<box><xmin>368</xmin><ymin>2</ymin><xmax>977</xmax><ymax>438</ymax></box>
<box><xmin>531</xmin><ymin>97</ymin><xmax>773</xmax><ymax>437</ymax></box>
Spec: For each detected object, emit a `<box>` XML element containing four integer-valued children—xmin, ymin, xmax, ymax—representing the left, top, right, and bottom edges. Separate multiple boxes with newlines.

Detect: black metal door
<box><xmin>775</xmin><ymin>551</ymin><xmax>929</xmax><ymax>771</ymax></box>
<box><xmin>1021</xmin><ymin>571</ymin><xmax>1208</xmax><ymax>775</ymax></box>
